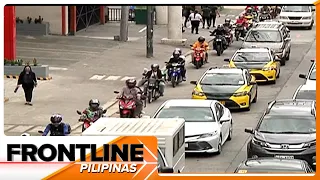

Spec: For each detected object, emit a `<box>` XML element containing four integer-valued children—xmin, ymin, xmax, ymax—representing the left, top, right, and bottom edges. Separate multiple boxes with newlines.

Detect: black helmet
<box><xmin>198</xmin><ymin>36</ymin><xmax>205</xmax><ymax>43</ymax></box>
<box><xmin>225</xmin><ymin>18</ymin><xmax>231</xmax><ymax>24</ymax></box>
<box><xmin>89</xmin><ymin>99</ymin><xmax>100</xmax><ymax>109</ymax></box>
<box><xmin>50</xmin><ymin>114</ymin><xmax>63</xmax><ymax>126</ymax></box>
<box><xmin>126</xmin><ymin>79</ymin><xmax>137</xmax><ymax>88</ymax></box>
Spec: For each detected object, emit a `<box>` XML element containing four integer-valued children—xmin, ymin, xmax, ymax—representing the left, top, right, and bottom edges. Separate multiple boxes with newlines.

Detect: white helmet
<box><xmin>21</xmin><ymin>133</ymin><xmax>31</xmax><ymax>136</ymax></box>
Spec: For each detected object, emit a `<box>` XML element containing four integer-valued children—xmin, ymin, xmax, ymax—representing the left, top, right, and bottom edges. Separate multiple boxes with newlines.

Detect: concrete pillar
<box><xmin>155</xmin><ymin>6</ymin><xmax>168</xmax><ymax>25</ymax></box>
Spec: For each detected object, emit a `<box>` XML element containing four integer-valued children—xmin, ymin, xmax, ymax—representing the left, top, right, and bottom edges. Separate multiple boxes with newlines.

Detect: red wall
<box><xmin>4</xmin><ymin>6</ymin><xmax>16</xmax><ymax>61</ymax></box>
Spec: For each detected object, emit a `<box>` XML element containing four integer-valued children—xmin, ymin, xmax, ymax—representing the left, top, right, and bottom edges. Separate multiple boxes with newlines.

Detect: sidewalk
<box><xmin>4</xmin><ymin>8</ymin><xmax>243</xmax><ymax>135</ymax></box>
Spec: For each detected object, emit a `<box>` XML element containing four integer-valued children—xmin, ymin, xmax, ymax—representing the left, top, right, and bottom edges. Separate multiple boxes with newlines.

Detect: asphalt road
<box><xmin>109</xmin><ymin>26</ymin><xmax>316</xmax><ymax>172</ymax></box>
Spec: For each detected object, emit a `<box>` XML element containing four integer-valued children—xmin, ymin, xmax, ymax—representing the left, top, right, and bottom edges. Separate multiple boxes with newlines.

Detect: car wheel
<box><xmin>308</xmin><ymin>23</ymin><xmax>313</xmax><ymax>30</ymax></box>
<box><xmin>216</xmin><ymin>136</ymin><xmax>222</xmax><ymax>155</ymax></box>
<box><xmin>286</xmin><ymin>49</ymin><xmax>290</xmax><ymax>60</ymax></box>
<box><xmin>252</xmin><ymin>89</ymin><xmax>257</xmax><ymax>103</ymax></box>
<box><xmin>227</xmin><ymin>121</ymin><xmax>233</xmax><ymax>141</ymax></box>
<box><xmin>276</xmin><ymin>69</ymin><xmax>280</xmax><ymax>78</ymax></box>
<box><xmin>280</xmin><ymin>57</ymin><xmax>286</xmax><ymax>66</ymax></box>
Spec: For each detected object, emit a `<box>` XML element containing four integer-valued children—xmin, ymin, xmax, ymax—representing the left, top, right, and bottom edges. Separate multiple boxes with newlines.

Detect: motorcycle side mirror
<box><xmin>114</xmin><ymin>91</ymin><xmax>119</xmax><ymax>94</ymax></box>
<box><xmin>102</xmin><ymin>109</ymin><xmax>107</xmax><ymax>114</ymax></box>
<box><xmin>224</xmin><ymin>58</ymin><xmax>230</xmax><ymax>62</ymax></box>
<box><xmin>190</xmin><ymin>81</ymin><xmax>197</xmax><ymax>85</ymax></box>
<box><xmin>209</xmin><ymin>31</ymin><xmax>213</xmax><ymax>33</ymax></box>
<box><xmin>190</xmin><ymin>45</ymin><xmax>193</xmax><ymax>47</ymax></box>
<box><xmin>38</xmin><ymin>130</ymin><xmax>44</xmax><ymax>134</ymax></box>
<box><xmin>142</xmin><ymin>73</ymin><xmax>146</xmax><ymax>76</ymax></box>
<box><xmin>76</xmin><ymin>110</ymin><xmax>82</xmax><ymax>115</ymax></box>
<box><xmin>164</xmin><ymin>61</ymin><xmax>168</xmax><ymax>63</ymax></box>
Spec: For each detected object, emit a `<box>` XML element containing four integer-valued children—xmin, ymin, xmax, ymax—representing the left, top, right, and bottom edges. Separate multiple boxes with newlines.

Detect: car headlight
<box><xmin>302</xmin><ymin>140</ymin><xmax>316</xmax><ymax>148</ymax></box>
<box><xmin>263</xmin><ymin>66</ymin><xmax>276</xmax><ymax>71</ymax></box>
<box><xmin>302</xmin><ymin>16</ymin><xmax>311</xmax><ymax>20</ymax></box>
<box><xmin>280</xmin><ymin>16</ymin><xmax>288</xmax><ymax>19</ymax></box>
<box><xmin>252</xmin><ymin>138</ymin><xmax>270</xmax><ymax>147</ymax></box>
<box><xmin>233</xmin><ymin>91</ymin><xmax>248</xmax><ymax>97</ymax></box>
<box><xmin>199</xmin><ymin>131</ymin><xmax>218</xmax><ymax>138</ymax></box>
<box><xmin>192</xmin><ymin>90</ymin><xmax>205</xmax><ymax>96</ymax></box>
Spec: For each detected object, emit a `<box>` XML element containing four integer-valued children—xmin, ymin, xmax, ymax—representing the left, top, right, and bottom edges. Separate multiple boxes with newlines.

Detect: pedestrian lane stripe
<box><xmin>89</xmin><ymin>75</ymin><xmax>137</xmax><ymax>81</ymax></box>
<box><xmin>105</xmin><ymin>75</ymin><xmax>121</xmax><ymax>80</ymax></box>
<box><xmin>120</xmin><ymin>76</ymin><xmax>136</xmax><ymax>81</ymax></box>
<box><xmin>89</xmin><ymin>75</ymin><xmax>106</xmax><ymax>80</ymax></box>
<box><xmin>7</xmin><ymin>125</ymin><xmax>34</xmax><ymax>133</ymax></box>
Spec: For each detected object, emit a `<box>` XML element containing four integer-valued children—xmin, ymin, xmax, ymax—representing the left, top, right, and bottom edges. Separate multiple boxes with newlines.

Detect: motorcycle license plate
<box><xmin>220</xmin><ymin>101</ymin><xmax>225</xmax><ymax>105</ymax></box>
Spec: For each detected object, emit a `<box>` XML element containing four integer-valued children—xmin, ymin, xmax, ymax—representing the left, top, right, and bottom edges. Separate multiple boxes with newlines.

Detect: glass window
<box><xmin>156</xmin><ymin>107</ymin><xmax>215</xmax><ymax>122</ymax></box>
<box><xmin>200</xmin><ymin>73</ymin><xmax>245</xmax><ymax>85</ymax></box>
<box><xmin>282</xmin><ymin>6</ymin><xmax>310</xmax><ymax>12</ymax></box>
<box><xmin>178</xmin><ymin>126</ymin><xmax>185</xmax><ymax>148</ymax></box>
<box><xmin>173</xmin><ymin>133</ymin><xmax>179</xmax><ymax>156</ymax></box>
<box><xmin>246</xmin><ymin>30</ymin><xmax>282</xmax><ymax>42</ymax></box>
<box><xmin>157</xmin><ymin>150</ymin><xmax>165</xmax><ymax>169</ymax></box>
<box><xmin>295</xmin><ymin>90</ymin><xmax>316</xmax><ymax>100</ymax></box>
<box><xmin>309</xmin><ymin>69</ymin><xmax>316</xmax><ymax>80</ymax></box>
<box><xmin>258</xmin><ymin>115</ymin><xmax>316</xmax><ymax>134</ymax></box>
<box><xmin>233</xmin><ymin>52</ymin><xmax>271</xmax><ymax>62</ymax></box>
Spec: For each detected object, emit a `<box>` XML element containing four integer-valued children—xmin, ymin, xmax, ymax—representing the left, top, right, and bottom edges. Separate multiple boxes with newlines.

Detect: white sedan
<box><xmin>153</xmin><ymin>99</ymin><xmax>233</xmax><ymax>154</ymax></box>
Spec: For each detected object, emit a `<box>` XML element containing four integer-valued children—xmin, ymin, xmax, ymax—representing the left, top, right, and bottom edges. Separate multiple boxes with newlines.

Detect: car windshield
<box><xmin>258</xmin><ymin>115</ymin><xmax>316</xmax><ymax>134</ymax></box>
<box><xmin>233</xmin><ymin>52</ymin><xmax>271</xmax><ymax>62</ymax></box>
<box><xmin>282</xmin><ymin>6</ymin><xmax>310</xmax><ymax>12</ymax></box>
<box><xmin>237</xmin><ymin>168</ymin><xmax>305</xmax><ymax>173</ymax></box>
<box><xmin>200</xmin><ymin>73</ymin><xmax>245</xmax><ymax>85</ymax></box>
<box><xmin>295</xmin><ymin>90</ymin><xmax>316</xmax><ymax>100</ymax></box>
<box><xmin>309</xmin><ymin>69</ymin><xmax>316</xmax><ymax>80</ymax></box>
<box><xmin>155</xmin><ymin>106</ymin><xmax>215</xmax><ymax>122</ymax></box>
<box><xmin>246</xmin><ymin>30</ymin><xmax>282</xmax><ymax>42</ymax></box>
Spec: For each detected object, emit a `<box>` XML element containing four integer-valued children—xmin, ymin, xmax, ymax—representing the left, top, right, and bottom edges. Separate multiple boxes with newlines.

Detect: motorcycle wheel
<box><xmin>176</xmin><ymin>76</ymin><xmax>180</xmax><ymax>85</ymax></box>
<box><xmin>235</xmin><ymin>32</ymin><xmax>239</xmax><ymax>41</ymax></box>
<box><xmin>195</xmin><ymin>61</ymin><xmax>200</xmax><ymax>69</ymax></box>
<box><xmin>81</xmin><ymin>124</ymin><xmax>86</xmax><ymax>132</ymax></box>
<box><xmin>148</xmin><ymin>90</ymin><xmax>153</xmax><ymax>103</ymax></box>
<box><xmin>171</xmin><ymin>76</ymin><xmax>176</xmax><ymax>88</ymax></box>
<box><xmin>217</xmin><ymin>45</ymin><xmax>222</xmax><ymax>56</ymax></box>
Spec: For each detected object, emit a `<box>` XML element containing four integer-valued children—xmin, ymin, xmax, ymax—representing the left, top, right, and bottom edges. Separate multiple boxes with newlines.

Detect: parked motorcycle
<box><xmin>114</xmin><ymin>91</ymin><xmax>142</xmax><ymax>118</ymax></box>
<box><xmin>166</xmin><ymin>62</ymin><xmax>183</xmax><ymax>87</ymax></box>
<box><xmin>190</xmin><ymin>46</ymin><xmax>205</xmax><ymax>69</ymax></box>
<box><xmin>145</xmin><ymin>78</ymin><xmax>160</xmax><ymax>103</ymax></box>
<box><xmin>76</xmin><ymin>109</ymin><xmax>106</xmax><ymax>132</ymax></box>
<box><xmin>234</xmin><ymin>24</ymin><xmax>245</xmax><ymax>41</ymax></box>
<box><xmin>259</xmin><ymin>11</ymin><xmax>271</xmax><ymax>22</ymax></box>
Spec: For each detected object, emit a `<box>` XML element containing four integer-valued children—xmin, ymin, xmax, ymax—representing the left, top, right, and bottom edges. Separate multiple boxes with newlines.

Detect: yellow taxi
<box><xmin>224</xmin><ymin>47</ymin><xmax>281</xmax><ymax>84</ymax></box>
<box><xmin>190</xmin><ymin>67</ymin><xmax>258</xmax><ymax>111</ymax></box>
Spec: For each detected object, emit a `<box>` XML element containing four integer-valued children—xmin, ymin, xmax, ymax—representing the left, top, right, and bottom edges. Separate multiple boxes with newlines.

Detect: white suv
<box><xmin>279</xmin><ymin>6</ymin><xmax>315</xmax><ymax>29</ymax></box>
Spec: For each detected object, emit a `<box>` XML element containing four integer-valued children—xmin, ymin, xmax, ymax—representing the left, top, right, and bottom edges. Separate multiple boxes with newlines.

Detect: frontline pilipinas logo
<box><xmin>6</xmin><ymin>136</ymin><xmax>158</xmax><ymax>179</ymax></box>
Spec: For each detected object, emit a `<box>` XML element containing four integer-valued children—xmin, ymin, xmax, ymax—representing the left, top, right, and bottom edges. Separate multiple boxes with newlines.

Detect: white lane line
<box><xmin>139</xmin><ymin>26</ymin><xmax>147</xmax><ymax>33</ymax></box>
<box><xmin>4</xmin><ymin>125</ymin><xmax>15</xmax><ymax>131</ymax></box>
<box><xmin>17</xmin><ymin>47</ymin><xmax>100</xmax><ymax>54</ymax></box>
<box><xmin>89</xmin><ymin>75</ymin><xmax>106</xmax><ymax>80</ymax></box>
<box><xmin>105</xmin><ymin>76</ymin><xmax>121</xmax><ymax>81</ymax></box>
<box><xmin>28</xmin><ymin>126</ymin><xmax>47</xmax><ymax>133</ymax></box>
<box><xmin>7</xmin><ymin>125</ymin><xmax>34</xmax><ymax>132</ymax></box>
<box><xmin>49</xmin><ymin>67</ymin><xmax>68</xmax><ymax>71</ymax></box>
<box><xmin>120</xmin><ymin>76</ymin><xmax>136</xmax><ymax>81</ymax></box>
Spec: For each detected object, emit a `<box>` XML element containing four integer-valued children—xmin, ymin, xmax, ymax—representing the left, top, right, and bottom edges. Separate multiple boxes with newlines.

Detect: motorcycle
<box><xmin>145</xmin><ymin>78</ymin><xmax>160</xmax><ymax>103</ymax></box>
<box><xmin>114</xmin><ymin>91</ymin><xmax>143</xmax><ymax>118</ymax></box>
<box><xmin>224</xmin><ymin>28</ymin><xmax>233</xmax><ymax>46</ymax></box>
<box><xmin>212</xmin><ymin>35</ymin><xmax>224</xmax><ymax>56</ymax></box>
<box><xmin>166</xmin><ymin>62</ymin><xmax>183</xmax><ymax>87</ymax></box>
<box><xmin>76</xmin><ymin>109</ymin><xmax>107</xmax><ymax>132</ymax></box>
<box><xmin>234</xmin><ymin>24</ymin><xmax>245</xmax><ymax>41</ymax></box>
<box><xmin>38</xmin><ymin>122</ymin><xmax>72</xmax><ymax>135</ymax></box>
<box><xmin>259</xmin><ymin>11</ymin><xmax>271</xmax><ymax>22</ymax></box>
<box><xmin>190</xmin><ymin>45</ymin><xmax>205</xmax><ymax>69</ymax></box>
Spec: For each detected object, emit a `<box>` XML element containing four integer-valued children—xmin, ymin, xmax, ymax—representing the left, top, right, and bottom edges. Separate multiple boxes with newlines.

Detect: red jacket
<box><xmin>236</xmin><ymin>18</ymin><xmax>248</xmax><ymax>27</ymax></box>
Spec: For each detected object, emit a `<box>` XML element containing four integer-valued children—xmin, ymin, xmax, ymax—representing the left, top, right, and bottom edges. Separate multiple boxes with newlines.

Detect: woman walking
<box><xmin>189</xmin><ymin>10</ymin><xmax>202</xmax><ymax>34</ymax></box>
<box><xmin>16</xmin><ymin>65</ymin><xmax>37</xmax><ymax>105</ymax></box>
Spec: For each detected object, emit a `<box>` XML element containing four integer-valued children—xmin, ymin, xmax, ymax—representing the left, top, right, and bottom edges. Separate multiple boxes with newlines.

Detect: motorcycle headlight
<box><xmin>252</xmin><ymin>138</ymin><xmax>270</xmax><ymax>147</ymax></box>
<box><xmin>302</xmin><ymin>140</ymin><xmax>316</xmax><ymax>148</ymax></box>
<box><xmin>280</xmin><ymin>16</ymin><xmax>288</xmax><ymax>19</ymax></box>
<box><xmin>302</xmin><ymin>16</ymin><xmax>311</xmax><ymax>20</ymax></box>
<box><xmin>233</xmin><ymin>91</ymin><xmax>248</xmax><ymax>97</ymax></box>
<box><xmin>263</xmin><ymin>66</ymin><xmax>275</xmax><ymax>71</ymax></box>
<box><xmin>192</xmin><ymin>90</ymin><xmax>205</xmax><ymax>96</ymax></box>
<box><xmin>199</xmin><ymin>131</ymin><xmax>218</xmax><ymax>138</ymax></box>
<box><xmin>119</xmin><ymin>106</ymin><xmax>124</xmax><ymax>109</ymax></box>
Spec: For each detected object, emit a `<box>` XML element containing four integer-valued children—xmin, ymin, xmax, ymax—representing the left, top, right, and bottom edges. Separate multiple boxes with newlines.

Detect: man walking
<box><xmin>201</xmin><ymin>6</ymin><xmax>211</xmax><ymax>29</ymax></box>
<box><xmin>209</xmin><ymin>6</ymin><xmax>220</xmax><ymax>28</ymax></box>
<box><xmin>189</xmin><ymin>10</ymin><xmax>202</xmax><ymax>34</ymax></box>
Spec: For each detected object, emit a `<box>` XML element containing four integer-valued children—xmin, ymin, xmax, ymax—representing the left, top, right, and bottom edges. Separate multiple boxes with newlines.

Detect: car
<box><xmin>279</xmin><ymin>6</ymin><xmax>315</xmax><ymax>30</ymax></box>
<box><xmin>153</xmin><ymin>99</ymin><xmax>233</xmax><ymax>154</ymax></box>
<box><xmin>190</xmin><ymin>67</ymin><xmax>258</xmax><ymax>111</ymax></box>
<box><xmin>245</xmin><ymin>99</ymin><xmax>316</xmax><ymax>169</ymax></box>
<box><xmin>292</xmin><ymin>84</ymin><xmax>316</xmax><ymax>100</ymax></box>
<box><xmin>299</xmin><ymin>60</ymin><xmax>316</xmax><ymax>87</ymax></box>
<box><xmin>241</xmin><ymin>22</ymin><xmax>291</xmax><ymax>66</ymax></box>
<box><xmin>225</xmin><ymin>47</ymin><xmax>281</xmax><ymax>84</ymax></box>
<box><xmin>234</xmin><ymin>158</ymin><xmax>314</xmax><ymax>173</ymax></box>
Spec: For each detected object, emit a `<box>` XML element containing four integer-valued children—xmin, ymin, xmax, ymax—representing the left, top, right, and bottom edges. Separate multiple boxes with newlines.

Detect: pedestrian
<box><xmin>201</xmin><ymin>6</ymin><xmax>211</xmax><ymax>29</ymax></box>
<box><xmin>209</xmin><ymin>6</ymin><xmax>220</xmax><ymax>28</ymax></box>
<box><xmin>189</xmin><ymin>10</ymin><xmax>202</xmax><ymax>34</ymax></box>
<box><xmin>15</xmin><ymin>65</ymin><xmax>37</xmax><ymax>105</ymax></box>
<box><xmin>183</xmin><ymin>6</ymin><xmax>192</xmax><ymax>28</ymax></box>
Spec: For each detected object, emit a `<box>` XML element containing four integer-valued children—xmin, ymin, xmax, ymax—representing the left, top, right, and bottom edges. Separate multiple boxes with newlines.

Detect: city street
<box><xmin>3</xmin><ymin>6</ymin><xmax>316</xmax><ymax>173</ymax></box>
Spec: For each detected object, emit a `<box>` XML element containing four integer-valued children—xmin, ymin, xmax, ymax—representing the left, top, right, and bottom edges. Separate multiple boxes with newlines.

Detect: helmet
<box><xmin>50</xmin><ymin>114</ymin><xmax>63</xmax><ymax>126</ymax></box>
<box><xmin>198</xmin><ymin>36</ymin><xmax>205</xmax><ymax>43</ymax></box>
<box><xmin>21</xmin><ymin>133</ymin><xmax>30</xmax><ymax>136</ymax></box>
<box><xmin>173</xmin><ymin>50</ymin><xmax>180</xmax><ymax>58</ymax></box>
<box><xmin>126</xmin><ymin>79</ymin><xmax>137</xmax><ymax>88</ymax></box>
<box><xmin>225</xmin><ymin>18</ymin><xmax>231</xmax><ymax>24</ymax></box>
<box><xmin>246</xmin><ymin>8</ymin><xmax>252</xmax><ymax>13</ymax></box>
<box><xmin>174</xmin><ymin>48</ymin><xmax>182</xmax><ymax>55</ymax></box>
<box><xmin>217</xmin><ymin>24</ymin><xmax>224</xmax><ymax>30</ymax></box>
<box><xmin>89</xmin><ymin>99</ymin><xmax>100</xmax><ymax>109</ymax></box>
<box><xmin>239</xmin><ymin>14</ymin><xmax>244</xmax><ymax>19</ymax></box>
<box><xmin>151</xmin><ymin>64</ymin><xmax>159</xmax><ymax>72</ymax></box>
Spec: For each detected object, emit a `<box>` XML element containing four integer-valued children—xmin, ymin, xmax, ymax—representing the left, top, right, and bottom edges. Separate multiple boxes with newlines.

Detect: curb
<box><xmin>4</xmin><ymin>75</ymin><xmax>52</xmax><ymax>81</ymax></box>
<box><xmin>4</xmin><ymin>97</ymin><xmax>9</xmax><ymax>103</ymax></box>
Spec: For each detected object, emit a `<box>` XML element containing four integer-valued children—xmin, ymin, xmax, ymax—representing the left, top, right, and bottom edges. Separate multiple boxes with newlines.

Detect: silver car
<box><xmin>241</xmin><ymin>22</ymin><xmax>291</xmax><ymax>66</ymax></box>
<box><xmin>153</xmin><ymin>99</ymin><xmax>233</xmax><ymax>154</ymax></box>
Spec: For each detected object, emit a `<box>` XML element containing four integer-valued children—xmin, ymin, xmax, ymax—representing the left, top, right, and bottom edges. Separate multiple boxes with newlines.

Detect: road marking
<box><xmin>4</xmin><ymin>125</ymin><xmax>15</xmax><ymax>131</ymax></box>
<box><xmin>102</xmin><ymin>99</ymin><xmax>118</xmax><ymax>110</ymax></box>
<box><xmin>71</xmin><ymin>122</ymin><xmax>83</xmax><ymax>131</ymax></box>
<box><xmin>120</xmin><ymin>76</ymin><xmax>136</xmax><ymax>81</ymax></box>
<box><xmin>28</xmin><ymin>125</ymin><xmax>46</xmax><ymax>133</ymax></box>
<box><xmin>139</xmin><ymin>26</ymin><xmax>147</xmax><ymax>33</ymax></box>
<box><xmin>49</xmin><ymin>67</ymin><xmax>68</xmax><ymax>71</ymax></box>
<box><xmin>7</xmin><ymin>125</ymin><xmax>34</xmax><ymax>133</ymax></box>
<box><xmin>17</xmin><ymin>47</ymin><xmax>100</xmax><ymax>54</ymax></box>
<box><xmin>89</xmin><ymin>75</ymin><xmax>106</xmax><ymax>80</ymax></box>
<box><xmin>105</xmin><ymin>76</ymin><xmax>121</xmax><ymax>81</ymax></box>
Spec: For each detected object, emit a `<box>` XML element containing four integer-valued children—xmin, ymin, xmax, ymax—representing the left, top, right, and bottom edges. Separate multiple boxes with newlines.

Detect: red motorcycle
<box><xmin>114</xmin><ymin>91</ymin><xmax>140</xmax><ymax>118</ymax></box>
<box><xmin>190</xmin><ymin>46</ymin><xmax>205</xmax><ymax>69</ymax></box>
<box><xmin>76</xmin><ymin>109</ymin><xmax>107</xmax><ymax>132</ymax></box>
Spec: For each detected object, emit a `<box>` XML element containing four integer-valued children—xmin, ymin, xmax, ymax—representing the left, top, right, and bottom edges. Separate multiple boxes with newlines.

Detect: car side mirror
<box><xmin>220</xmin><ymin>118</ymin><xmax>230</xmax><ymax>124</ymax></box>
<box><xmin>299</xmin><ymin>74</ymin><xmax>307</xmax><ymax>79</ymax></box>
<box><xmin>190</xmin><ymin>81</ymin><xmax>197</xmax><ymax>85</ymax></box>
<box><xmin>311</xmin><ymin>59</ymin><xmax>315</xmax><ymax>62</ymax></box>
<box><xmin>159</xmin><ymin>167</ymin><xmax>174</xmax><ymax>173</ymax></box>
<box><xmin>224</xmin><ymin>58</ymin><xmax>230</xmax><ymax>62</ymax></box>
<box><xmin>244</xmin><ymin>128</ymin><xmax>254</xmax><ymax>134</ymax></box>
<box><xmin>76</xmin><ymin>110</ymin><xmax>82</xmax><ymax>115</ymax></box>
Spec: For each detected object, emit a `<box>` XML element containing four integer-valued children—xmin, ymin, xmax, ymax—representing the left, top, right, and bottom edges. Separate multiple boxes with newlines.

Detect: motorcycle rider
<box><xmin>210</xmin><ymin>25</ymin><xmax>228</xmax><ymax>49</ymax></box>
<box><xmin>260</xmin><ymin>5</ymin><xmax>270</xmax><ymax>12</ymax></box>
<box><xmin>191</xmin><ymin>36</ymin><xmax>209</xmax><ymax>63</ymax></box>
<box><xmin>223</xmin><ymin>18</ymin><xmax>233</xmax><ymax>43</ymax></box>
<box><xmin>167</xmin><ymin>49</ymin><xmax>186</xmax><ymax>81</ymax></box>
<box><xmin>236</xmin><ymin>15</ymin><xmax>248</xmax><ymax>29</ymax></box>
<box><xmin>139</xmin><ymin>64</ymin><xmax>165</xmax><ymax>96</ymax></box>
<box><xmin>42</xmin><ymin>114</ymin><xmax>70</xmax><ymax>136</ymax></box>
<box><xmin>82</xmin><ymin>99</ymin><xmax>105</xmax><ymax>121</ymax></box>
<box><xmin>244</xmin><ymin>7</ymin><xmax>253</xmax><ymax>17</ymax></box>
<box><xmin>245</xmin><ymin>6</ymin><xmax>259</xmax><ymax>12</ymax></box>
<box><xmin>119</xmin><ymin>79</ymin><xmax>144</xmax><ymax>118</ymax></box>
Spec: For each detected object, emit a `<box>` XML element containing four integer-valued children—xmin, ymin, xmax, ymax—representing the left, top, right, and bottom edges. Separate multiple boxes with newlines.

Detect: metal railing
<box><xmin>107</xmin><ymin>8</ymin><xmax>135</xmax><ymax>22</ymax></box>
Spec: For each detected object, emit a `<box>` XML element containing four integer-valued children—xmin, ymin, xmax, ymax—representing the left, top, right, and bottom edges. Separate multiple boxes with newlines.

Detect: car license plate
<box><xmin>275</xmin><ymin>155</ymin><xmax>294</xmax><ymax>159</ymax></box>
<box><xmin>185</xmin><ymin>143</ymin><xmax>188</xmax><ymax>148</ymax></box>
<box><xmin>220</xmin><ymin>101</ymin><xmax>225</xmax><ymax>105</ymax></box>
